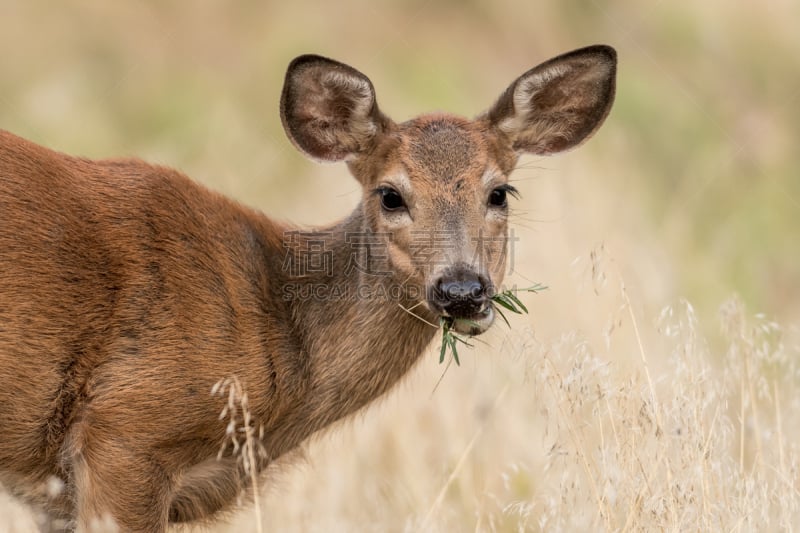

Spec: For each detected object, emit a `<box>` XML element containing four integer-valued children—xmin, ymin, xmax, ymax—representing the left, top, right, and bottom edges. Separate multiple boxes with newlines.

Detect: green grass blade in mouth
<box><xmin>505</xmin><ymin>291</ymin><xmax>528</xmax><ymax>314</ymax></box>
<box><xmin>438</xmin><ymin>284</ymin><xmax>547</xmax><ymax>365</ymax></box>
<box><xmin>492</xmin><ymin>294</ymin><xmax>522</xmax><ymax>314</ymax></box>
<box><xmin>494</xmin><ymin>305</ymin><xmax>511</xmax><ymax>328</ymax></box>
<box><xmin>438</xmin><ymin>317</ymin><xmax>476</xmax><ymax>366</ymax></box>
<box><xmin>490</xmin><ymin>284</ymin><xmax>548</xmax><ymax>315</ymax></box>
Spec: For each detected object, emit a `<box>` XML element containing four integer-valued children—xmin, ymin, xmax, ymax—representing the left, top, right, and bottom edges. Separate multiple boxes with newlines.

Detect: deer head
<box><xmin>280</xmin><ymin>45</ymin><xmax>616</xmax><ymax>335</ymax></box>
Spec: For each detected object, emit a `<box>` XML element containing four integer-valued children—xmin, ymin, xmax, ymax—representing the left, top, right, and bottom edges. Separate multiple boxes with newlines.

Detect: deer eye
<box><xmin>488</xmin><ymin>188</ymin><xmax>507</xmax><ymax>207</ymax></box>
<box><xmin>488</xmin><ymin>184</ymin><xmax>519</xmax><ymax>208</ymax></box>
<box><xmin>377</xmin><ymin>187</ymin><xmax>406</xmax><ymax>211</ymax></box>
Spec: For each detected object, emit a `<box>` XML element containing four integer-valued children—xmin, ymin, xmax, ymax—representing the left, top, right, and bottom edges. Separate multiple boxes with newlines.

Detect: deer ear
<box><xmin>486</xmin><ymin>45</ymin><xmax>616</xmax><ymax>155</ymax></box>
<box><xmin>280</xmin><ymin>55</ymin><xmax>390</xmax><ymax>162</ymax></box>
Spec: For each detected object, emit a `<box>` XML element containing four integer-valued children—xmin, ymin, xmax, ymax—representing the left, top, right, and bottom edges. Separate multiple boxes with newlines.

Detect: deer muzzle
<box><xmin>428</xmin><ymin>267</ymin><xmax>495</xmax><ymax>335</ymax></box>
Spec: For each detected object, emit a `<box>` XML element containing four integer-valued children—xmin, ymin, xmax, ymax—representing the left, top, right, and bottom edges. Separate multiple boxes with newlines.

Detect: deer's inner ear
<box><xmin>280</xmin><ymin>55</ymin><xmax>392</xmax><ymax>162</ymax></box>
<box><xmin>486</xmin><ymin>45</ymin><xmax>617</xmax><ymax>155</ymax></box>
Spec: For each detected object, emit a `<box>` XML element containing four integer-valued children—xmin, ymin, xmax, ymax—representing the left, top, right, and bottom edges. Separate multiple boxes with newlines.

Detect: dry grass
<box><xmin>4</xmin><ymin>296</ymin><xmax>797</xmax><ymax>530</ymax></box>
<box><xmin>203</xmin><ymin>254</ymin><xmax>798</xmax><ymax>533</ymax></box>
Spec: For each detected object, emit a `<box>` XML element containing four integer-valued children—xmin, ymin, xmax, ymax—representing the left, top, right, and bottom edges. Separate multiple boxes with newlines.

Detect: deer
<box><xmin>0</xmin><ymin>45</ymin><xmax>616</xmax><ymax>531</ymax></box>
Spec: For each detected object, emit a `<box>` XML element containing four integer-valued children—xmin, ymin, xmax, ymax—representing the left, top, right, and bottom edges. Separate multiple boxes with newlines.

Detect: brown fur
<box><xmin>0</xmin><ymin>45</ymin><xmax>615</xmax><ymax>531</ymax></box>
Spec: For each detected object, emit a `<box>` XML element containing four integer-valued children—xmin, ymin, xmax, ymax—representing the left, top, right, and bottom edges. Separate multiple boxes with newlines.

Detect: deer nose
<box><xmin>429</xmin><ymin>270</ymin><xmax>492</xmax><ymax>318</ymax></box>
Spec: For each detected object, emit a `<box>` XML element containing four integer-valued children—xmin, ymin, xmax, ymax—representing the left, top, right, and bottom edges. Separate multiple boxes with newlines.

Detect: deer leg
<box><xmin>71</xmin><ymin>439</ymin><xmax>171</xmax><ymax>532</ymax></box>
<box><xmin>169</xmin><ymin>456</ymin><xmax>244</xmax><ymax>523</ymax></box>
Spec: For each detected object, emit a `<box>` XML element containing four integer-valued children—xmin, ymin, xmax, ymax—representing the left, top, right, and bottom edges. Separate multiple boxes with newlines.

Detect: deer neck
<box><xmin>274</xmin><ymin>205</ymin><xmax>438</xmax><ymax>434</ymax></box>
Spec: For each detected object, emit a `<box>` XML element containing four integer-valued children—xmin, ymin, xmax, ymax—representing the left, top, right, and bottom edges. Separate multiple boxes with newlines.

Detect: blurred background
<box><xmin>1</xmin><ymin>1</ymin><xmax>798</xmax><ymax>531</ymax></box>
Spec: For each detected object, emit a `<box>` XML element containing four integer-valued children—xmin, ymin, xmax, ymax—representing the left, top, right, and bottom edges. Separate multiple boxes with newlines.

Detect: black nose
<box><xmin>429</xmin><ymin>269</ymin><xmax>491</xmax><ymax>318</ymax></box>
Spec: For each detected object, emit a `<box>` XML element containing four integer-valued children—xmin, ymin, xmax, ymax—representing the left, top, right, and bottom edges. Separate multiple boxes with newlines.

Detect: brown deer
<box><xmin>0</xmin><ymin>45</ymin><xmax>616</xmax><ymax>531</ymax></box>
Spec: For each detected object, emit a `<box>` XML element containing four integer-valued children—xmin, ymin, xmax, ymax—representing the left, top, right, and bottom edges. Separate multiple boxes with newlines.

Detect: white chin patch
<box><xmin>450</xmin><ymin>306</ymin><xmax>495</xmax><ymax>336</ymax></box>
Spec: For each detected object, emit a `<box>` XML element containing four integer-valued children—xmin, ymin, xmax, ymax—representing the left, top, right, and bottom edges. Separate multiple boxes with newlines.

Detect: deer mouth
<box><xmin>426</xmin><ymin>268</ymin><xmax>496</xmax><ymax>336</ymax></box>
<box><xmin>445</xmin><ymin>304</ymin><xmax>495</xmax><ymax>336</ymax></box>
